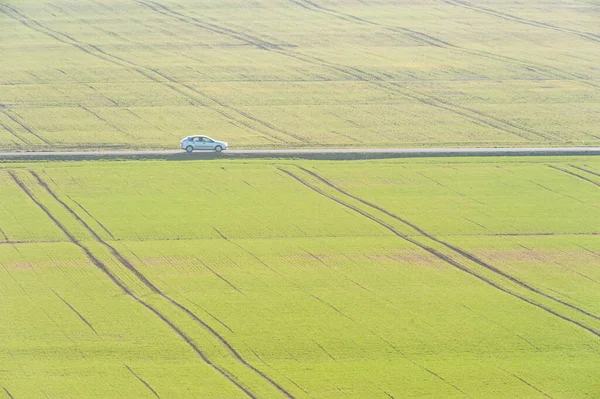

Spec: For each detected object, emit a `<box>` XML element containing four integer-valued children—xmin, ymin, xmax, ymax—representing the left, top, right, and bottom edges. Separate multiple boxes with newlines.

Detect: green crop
<box><xmin>0</xmin><ymin>156</ymin><xmax>599</xmax><ymax>397</ymax></box>
<box><xmin>0</xmin><ymin>0</ymin><xmax>598</xmax><ymax>151</ymax></box>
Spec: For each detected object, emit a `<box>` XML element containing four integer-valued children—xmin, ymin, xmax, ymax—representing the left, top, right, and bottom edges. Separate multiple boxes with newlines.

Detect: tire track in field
<box><xmin>0</xmin><ymin>109</ymin><xmax>51</xmax><ymax>145</ymax></box>
<box><xmin>417</xmin><ymin>365</ymin><xmax>473</xmax><ymax>398</ymax></box>
<box><xmin>461</xmin><ymin>304</ymin><xmax>539</xmax><ymax>350</ymax></box>
<box><xmin>287</xmin><ymin>0</ymin><xmax>450</xmax><ymax>47</ymax></box>
<box><xmin>297</xmin><ymin>166</ymin><xmax>600</xmax><ymax>322</ymax></box>
<box><xmin>0</xmin><ymin>119</ymin><xmax>28</xmax><ymax>146</ymax></box>
<box><xmin>29</xmin><ymin>171</ymin><xmax>296</xmax><ymax>399</ymax></box>
<box><xmin>52</xmin><ymin>290</ymin><xmax>99</xmax><ymax>336</ymax></box>
<box><xmin>2</xmin><ymin>388</ymin><xmax>14</xmax><ymax>399</ymax></box>
<box><xmin>149</xmin><ymin>1</ymin><xmax>555</xmax><ymax>142</ymax></box>
<box><xmin>286</xmin><ymin>0</ymin><xmax>593</xmax><ymax>92</ymax></box>
<box><xmin>311</xmin><ymin>339</ymin><xmax>335</xmax><ymax>361</ymax></box>
<box><xmin>303</xmin><ymin>249</ymin><xmax>383</xmax><ymax>298</ymax></box>
<box><xmin>497</xmin><ymin>165</ymin><xmax>600</xmax><ymax>209</ymax></box>
<box><xmin>135</xmin><ymin>0</ymin><xmax>552</xmax><ymax>142</ymax></box>
<box><xmin>186</xmin><ymin>298</ymin><xmax>235</xmax><ymax>334</ymax></box>
<box><xmin>570</xmin><ymin>165</ymin><xmax>600</xmax><ymax>179</ymax></box>
<box><xmin>0</xmin><ymin>228</ymin><xmax>9</xmax><ymax>242</ymax></box>
<box><xmin>286</xmin><ymin>0</ymin><xmax>596</xmax><ymax>86</ymax></box>
<box><xmin>495</xmin><ymin>365</ymin><xmax>554</xmax><ymax>399</ymax></box>
<box><xmin>133</xmin><ymin>0</ymin><xmax>374</xmax><ymax>82</ymax></box>
<box><xmin>7</xmin><ymin>171</ymin><xmax>258</xmax><ymax>399</ymax></box>
<box><xmin>7</xmin><ymin>171</ymin><xmax>130</xmax><ymax>290</ymax></box>
<box><xmin>277</xmin><ymin>167</ymin><xmax>600</xmax><ymax>338</ymax></box>
<box><xmin>80</xmin><ymin>106</ymin><xmax>134</xmax><ymax>139</ymax></box>
<box><xmin>135</xmin><ymin>0</ymin><xmax>282</xmax><ymax>50</ymax></box>
<box><xmin>385</xmin><ymin>85</ymin><xmax>553</xmax><ymax>141</ymax></box>
<box><xmin>28</xmin><ymin>6</ymin><xmax>291</xmax><ymax>144</ymax></box>
<box><xmin>0</xmin><ymin>3</ymin><xmax>299</xmax><ymax>145</ymax></box>
<box><xmin>65</xmin><ymin>194</ymin><xmax>116</xmax><ymax>240</ymax></box>
<box><xmin>312</xmin><ymin>290</ymin><xmax>470</xmax><ymax>396</ymax></box>
<box><xmin>198</xmin><ymin>258</ymin><xmax>245</xmax><ymax>295</ymax></box>
<box><xmin>130</xmin><ymin>2</ymin><xmax>362</xmax><ymax>82</ymax></box>
<box><xmin>128</xmin><ymin>2</ymin><xmax>368</xmax><ymax>82</ymax></box>
<box><xmin>125</xmin><ymin>365</ymin><xmax>161</xmax><ymax>399</ymax></box>
<box><xmin>548</xmin><ymin>165</ymin><xmax>600</xmax><ymax>188</ymax></box>
<box><xmin>442</xmin><ymin>0</ymin><xmax>600</xmax><ymax>45</ymax></box>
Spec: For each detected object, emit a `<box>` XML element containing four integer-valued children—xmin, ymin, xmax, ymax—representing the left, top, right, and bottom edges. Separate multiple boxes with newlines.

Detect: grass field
<box><xmin>0</xmin><ymin>0</ymin><xmax>598</xmax><ymax>151</ymax></box>
<box><xmin>1</xmin><ymin>156</ymin><xmax>599</xmax><ymax>398</ymax></box>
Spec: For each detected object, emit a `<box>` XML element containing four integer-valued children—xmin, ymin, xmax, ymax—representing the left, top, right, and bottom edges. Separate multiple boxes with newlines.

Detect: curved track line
<box><xmin>1</xmin><ymin>1</ymin><xmax>583</xmax><ymax>146</ymax></box>
<box><xmin>281</xmin><ymin>0</ymin><xmax>590</xmax><ymax>137</ymax></box>
<box><xmin>30</xmin><ymin>171</ymin><xmax>296</xmax><ymax>399</ymax></box>
<box><xmin>0</xmin><ymin>110</ymin><xmax>50</xmax><ymax>145</ymax></box>
<box><xmin>136</xmin><ymin>0</ymin><xmax>281</xmax><ymax>50</ymax></box>
<box><xmin>286</xmin><ymin>0</ymin><xmax>596</xmax><ymax>86</ymax></box>
<box><xmin>442</xmin><ymin>0</ymin><xmax>600</xmax><ymax>45</ymax></box>
<box><xmin>571</xmin><ymin>165</ymin><xmax>600</xmax><ymax>178</ymax></box>
<box><xmin>570</xmin><ymin>165</ymin><xmax>600</xmax><ymax>178</ymax></box>
<box><xmin>495</xmin><ymin>365</ymin><xmax>555</xmax><ymax>399</ymax></box>
<box><xmin>0</xmin><ymin>119</ymin><xmax>29</xmax><ymax>146</ymax></box>
<box><xmin>548</xmin><ymin>165</ymin><xmax>600</xmax><ymax>187</ymax></box>
<box><xmin>461</xmin><ymin>304</ymin><xmax>539</xmax><ymax>350</ymax></box>
<box><xmin>8</xmin><ymin>171</ymin><xmax>257</xmax><ymax>399</ymax></box>
<box><xmin>0</xmin><ymin>228</ymin><xmax>8</xmax><ymax>242</ymax></box>
<box><xmin>297</xmin><ymin>166</ymin><xmax>600</xmax><ymax>322</ymax></box>
<box><xmin>138</xmin><ymin>0</ymin><xmax>556</xmax><ymax>142</ymax></box>
<box><xmin>288</xmin><ymin>0</ymin><xmax>448</xmax><ymax>47</ymax></box>
<box><xmin>0</xmin><ymin>3</ymin><xmax>297</xmax><ymax>145</ymax></box>
<box><xmin>65</xmin><ymin>194</ymin><xmax>116</xmax><ymax>240</ymax></box>
<box><xmin>125</xmin><ymin>365</ymin><xmax>161</xmax><ymax>398</ymax></box>
<box><xmin>386</xmin><ymin>85</ymin><xmax>552</xmax><ymax>142</ymax></box>
<box><xmin>52</xmin><ymin>290</ymin><xmax>99</xmax><ymax>336</ymax></box>
<box><xmin>277</xmin><ymin>167</ymin><xmax>600</xmax><ymax>338</ymax></box>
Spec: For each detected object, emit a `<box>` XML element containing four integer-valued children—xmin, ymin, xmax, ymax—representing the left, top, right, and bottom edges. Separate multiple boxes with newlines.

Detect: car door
<box><xmin>201</xmin><ymin>137</ymin><xmax>216</xmax><ymax>150</ymax></box>
<box><xmin>191</xmin><ymin>137</ymin><xmax>202</xmax><ymax>149</ymax></box>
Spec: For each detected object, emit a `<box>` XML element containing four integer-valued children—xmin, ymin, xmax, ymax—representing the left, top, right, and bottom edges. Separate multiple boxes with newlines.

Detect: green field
<box><xmin>1</xmin><ymin>156</ymin><xmax>599</xmax><ymax>397</ymax></box>
<box><xmin>0</xmin><ymin>0</ymin><xmax>599</xmax><ymax>151</ymax></box>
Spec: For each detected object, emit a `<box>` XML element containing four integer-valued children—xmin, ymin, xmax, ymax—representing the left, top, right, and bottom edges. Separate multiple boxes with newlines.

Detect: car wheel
<box><xmin>214</xmin><ymin>145</ymin><xmax>223</xmax><ymax>153</ymax></box>
<box><xmin>186</xmin><ymin>145</ymin><xmax>193</xmax><ymax>153</ymax></box>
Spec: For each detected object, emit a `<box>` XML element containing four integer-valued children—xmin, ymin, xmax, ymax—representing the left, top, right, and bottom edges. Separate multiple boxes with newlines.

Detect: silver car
<box><xmin>180</xmin><ymin>135</ymin><xmax>228</xmax><ymax>153</ymax></box>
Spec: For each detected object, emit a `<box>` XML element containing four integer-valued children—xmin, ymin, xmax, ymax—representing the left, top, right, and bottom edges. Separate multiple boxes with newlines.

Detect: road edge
<box><xmin>1</xmin><ymin>148</ymin><xmax>600</xmax><ymax>162</ymax></box>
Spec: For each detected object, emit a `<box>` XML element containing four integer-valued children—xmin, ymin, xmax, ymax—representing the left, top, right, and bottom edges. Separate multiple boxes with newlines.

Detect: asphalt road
<box><xmin>1</xmin><ymin>147</ymin><xmax>600</xmax><ymax>161</ymax></box>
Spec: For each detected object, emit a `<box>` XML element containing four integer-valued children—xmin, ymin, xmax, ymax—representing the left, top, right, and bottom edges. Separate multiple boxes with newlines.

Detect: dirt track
<box><xmin>1</xmin><ymin>147</ymin><xmax>600</xmax><ymax>161</ymax></box>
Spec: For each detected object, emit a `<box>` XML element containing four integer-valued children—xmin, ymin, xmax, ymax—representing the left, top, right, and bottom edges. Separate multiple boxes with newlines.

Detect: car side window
<box><xmin>203</xmin><ymin>138</ymin><xmax>214</xmax><ymax>143</ymax></box>
<box><xmin>192</xmin><ymin>137</ymin><xmax>200</xmax><ymax>142</ymax></box>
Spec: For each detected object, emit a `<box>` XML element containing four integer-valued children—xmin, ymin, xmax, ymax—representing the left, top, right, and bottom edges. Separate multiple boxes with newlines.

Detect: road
<box><xmin>1</xmin><ymin>147</ymin><xmax>600</xmax><ymax>161</ymax></box>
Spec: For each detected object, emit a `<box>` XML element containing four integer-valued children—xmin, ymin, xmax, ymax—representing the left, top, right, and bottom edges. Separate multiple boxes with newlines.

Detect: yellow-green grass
<box><xmin>0</xmin><ymin>242</ymin><xmax>251</xmax><ymax>398</ymax></box>
<box><xmin>302</xmin><ymin>158</ymin><xmax>600</xmax><ymax>235</ymax></box>
<box><xmin>0</xmin><ymin>0</ymin><xmax>598</xmax><ymax>151</ymax></box>
<box><xmin>0</xmin><ymin>156</ymin><xmax>599</xmax><ymax>397</ymax></box>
